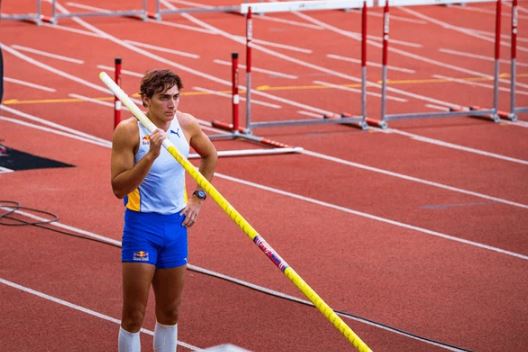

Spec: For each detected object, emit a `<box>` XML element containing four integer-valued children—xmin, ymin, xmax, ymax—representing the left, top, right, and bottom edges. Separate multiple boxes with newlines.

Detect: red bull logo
<box><xmin>141</xmin><ymin>135</ymin><xmax>150</xmax><ymax>145</ymax></box>
<box><xmin>133</xmin><ymin>251</ymin><xmax>149</xmax><ymax>261</ymax></box>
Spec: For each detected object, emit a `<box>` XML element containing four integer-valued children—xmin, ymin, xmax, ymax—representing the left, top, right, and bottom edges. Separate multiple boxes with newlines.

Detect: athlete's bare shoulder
<box><xmin>112</xmin><ymin>117</ymin><xmax>140</xmax><ymax>150</ymax></box>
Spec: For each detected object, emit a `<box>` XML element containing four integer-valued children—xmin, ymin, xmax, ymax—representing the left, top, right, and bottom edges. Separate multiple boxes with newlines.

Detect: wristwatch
<box><xmin>193</xmin><ymin>189</ymin><xmax>207</xmax><ymax>201</ymax></box>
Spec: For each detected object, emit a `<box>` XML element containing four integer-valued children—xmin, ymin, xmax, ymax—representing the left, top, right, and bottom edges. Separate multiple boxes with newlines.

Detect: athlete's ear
<box><xmin>142</xmin><ymin>95</ymin><xmax>150</xmax><ymax>108</ymax></box>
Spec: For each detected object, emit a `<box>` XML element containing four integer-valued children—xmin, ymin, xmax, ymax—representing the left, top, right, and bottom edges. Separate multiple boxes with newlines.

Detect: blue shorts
<box><xmin>122</xmin><ymin>209</ymin><xmax>188</xmax><ymax>268</ymax></box>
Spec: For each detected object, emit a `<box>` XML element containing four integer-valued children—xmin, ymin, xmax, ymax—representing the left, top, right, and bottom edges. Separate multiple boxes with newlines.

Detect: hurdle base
<box><xmin>497</xmin><ymin>110</ymin><xmax>518</xmax><ymax>122</ymax></box>
<box><xmin>365</xmin><ymin>117</ymin><xmax>388</xmax><ymax>129</ymax></box>
<box><xmin>209</xmin><ymin>121</ymin><xmax>300</xmax><ymax>150</ymax></box>
<box><xmin>211</xmin><ymin>120</ymin><xmax>250</xmax><ymax>135</ymax></box>
<box><xmin>324</xmin><ymin>113</ymin><xmax>368</xmax><ymax>130</ymax></box>
<box><xmin>448</xmin><ymin>106</ymin><xmax>500</xmax><ymax>123</ymax></box>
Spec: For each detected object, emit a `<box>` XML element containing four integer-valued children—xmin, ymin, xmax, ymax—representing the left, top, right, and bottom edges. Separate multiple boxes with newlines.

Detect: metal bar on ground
<box><xmin>189</xmin><ymin>147</ymin><xmax>303</xmax><ymax>159</ymax></box>
<box><xmin>100</xmin><ymin>71</ymin><xmax>370</xmax><ymax>351</ymax></box>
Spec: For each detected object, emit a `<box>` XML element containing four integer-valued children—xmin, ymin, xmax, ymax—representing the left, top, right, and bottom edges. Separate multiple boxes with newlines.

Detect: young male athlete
<box><xmin>111</xmin><ymin>69</ymin><xmax>217</xmax><ymax>352</ymax></box>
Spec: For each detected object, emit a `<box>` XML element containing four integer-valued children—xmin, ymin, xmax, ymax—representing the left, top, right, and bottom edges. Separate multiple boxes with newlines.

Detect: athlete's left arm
<box><xmin>180</xmin><ymin>113</ymin><xmax>217</xmax><ymax>227</ymax></box>
<box><xmin>185</xmin><ymin>114</ymin><xmax>217</xmax><ymax>183</ymax></box>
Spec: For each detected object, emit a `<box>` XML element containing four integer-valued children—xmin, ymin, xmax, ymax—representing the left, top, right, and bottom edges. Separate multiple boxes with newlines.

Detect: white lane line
<box><xmin>97</xmin><ymin>64</ymin><xmax>144</xmax><ymax>78</ymax></box>
<box><xmin>388</xmin><ymin>128</ymin><xmax>528</xmax><ymax>166</ymax></box>
<box><xmin>362</xmin><ymin>9</ymin><xmax>428</xmax><ymax>24</ymax></box>
<box><xmin>302</xmin><ymin>148</ymin><xmax>528</xmax><ymax>207</ymax></box>
<box><xmin>0</xmin><ymin>116</ymin><xmax>111</xmax><ymax>148</ymax></box>
<box><xmin>0</xmin><ymin>278</ymin><xmax>201</xmax><ymax>351</ymax></box>
<box><xmin>192</xmin><ymin>87</ymin><xmax>282</xmax><ymax>109</ymax></box>
<box><xmin>425</xmin><ymin>104</ymin><xmax>451</xmax><ymax>111</ymax></box>
<box><xmin>68</xmin><ymin>93</ymin><xmax>114</xmax><ymax>108</ymax></box>
<box><xmin>399</xmin><ymin>6</ymin><xmax>528</xmax><ymax>54</ymax></box>
<box><xmin>66</xmin><ymin>1</ymin><xmax>111</xmax><ymax>13</ymax></box>
<box><xmin>313</xmin><ymin>80</ymin><xmax>408</xmax><ymax>103</ymax></box>
<box><xmin>168</xmin><ymin>0</ymin><xmax>322</xmax><ymax>30</ymax></box>
<box><xmin>433</xmin><ymin>74</ymin><xmax>528</xmax><ymax>96</ymax></box>
<box><xmin>2</xmin><ymin>44</ymin><xmax>110</xmax><ymax>94</ymax></box>
<box><xmin>11</xmin><ymin>44</ymin><xmax>84</xmax><ymax>64</ymax></box>
<box><xmin>222</xmin><ymin>171</ymin><xmax>528</xmax><ymax>261</ymax></box>
<box><xmin>4</xmin><ymin>77</ymin><xmax>56</xmax><ymax>92</ymax></box>
<box><xmin>5</xmin><ymin>104</ymin><xmax>528</xmax><ymax>216</ymax></box>
<box><xmin>0</xmin><ymin>105</ymin><xmax>111</xmax><ymax>146</ymax></box>
<box><xmin>38</xmin><ymin>2</ymin><xmax>528</xmax><ymax>170</ymax></box>
<box><xmin>453</xmin><ymin>2</ymin><xmax>528</xmax><ymax>20</ymax></box>
<box><xmin>366</xmin><ymin>33</ymin><xmax>423</xmax><ymax>49</ymax></box>
<box><xmin>297</xmin><ymin>110</ymin><xmax>324</xmax><ymax>118</ymax></box>
<box><xmin>253</xmin><ymin>14</ymin><xmax>325</xmax><ymax>30</ymax></box>
<box><xmin>23</xmin><ymin>4</ymin><xmax>527</xmax><ymax>171</ymax></box>
<box><xmin>123</xmin><ymin>40</ymin><xmax>200</xmax><ymax>59</ymax></box>
<box><xmin>232</xmin><ymin>35</ymin><xmax>313</xmax><ymax>54</ymax></box>
<box><xmin>213</xmin><ymin>59</ymin><xmax>298</xmax><ymax>79</ymax></box>
<box><xmin>0</xmin><ymin>207</ymin><xmax>483</xmax><ymax>351</ymax></box>
<box><xmin>326</xmin><ymin>53</ymin><xmax>416</xmax><ymax>74</ymax></box>
<box><xmin>438</xmin><ymin>48</ymin><xmax>528</xmax><ymax>68</ymax></box>
<box><xmin>291</xmin><ymin>10</ymin><xmax>518</xmax><ymax>88</ymax></box>
<box><xmin>42</xmin><ymin>22</ymin><xmax>105</xmax><ymax>38</ymax></box>
<box><xmin>67</xmin><ymin>1</ymin><xmax>212</xmax><ymax>34</ymax></box>
<box><xmin>147</xmin><ymin>18</ymin><xmax>216</xmax><ymax>34</ymax></box>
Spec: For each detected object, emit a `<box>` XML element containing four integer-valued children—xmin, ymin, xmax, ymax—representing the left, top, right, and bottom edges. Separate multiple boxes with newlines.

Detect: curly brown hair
<box><xmin>140</xmin><ymin>69</ymin><xmax>183</xmax><ymax>105</ymax></box>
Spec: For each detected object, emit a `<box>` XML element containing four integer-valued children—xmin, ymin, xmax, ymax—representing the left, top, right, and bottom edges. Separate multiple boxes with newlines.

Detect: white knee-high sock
<box><xmin>118</xmin><ymin>326</ymin><xmax>141</xmax><ymax>352</ymax></box>
<box><xmin>153</xmin><ymin>322</ymin><xmax>178</xmax><ymax>352</ymax></box>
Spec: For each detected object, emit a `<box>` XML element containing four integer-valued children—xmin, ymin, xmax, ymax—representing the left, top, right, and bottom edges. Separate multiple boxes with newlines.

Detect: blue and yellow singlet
<box><xmin>125</xmin><ymin>117</ymin><xmax>189</xmax><ymax>214</ymax></box>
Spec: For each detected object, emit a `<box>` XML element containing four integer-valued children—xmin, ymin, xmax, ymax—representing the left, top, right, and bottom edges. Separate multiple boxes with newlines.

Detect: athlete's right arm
<box><xmin>110</xmin><ymin>119</ymin><xmax>164</xmax><ymax>199</ymax></box>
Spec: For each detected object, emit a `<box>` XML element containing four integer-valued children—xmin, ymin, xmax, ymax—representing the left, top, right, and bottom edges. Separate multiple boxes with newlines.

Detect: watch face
<box><xmin>195</xmin><ymin>190</ymin><xmax>206</xmax><ymax>199</ymax></box>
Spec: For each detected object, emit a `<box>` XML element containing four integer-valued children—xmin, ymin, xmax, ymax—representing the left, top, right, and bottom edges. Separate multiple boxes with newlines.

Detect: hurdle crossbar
<box><xmin>99</xmin><ymin>71</ymin><xmax>372</xmax><ymax>352</ymax></box>
<box><xmin>374</xmin><ymin>0</ymin><xmax>502</xmax><ymax>129</ymax></box>
<box><xmin>41</xmin><ymin>0</ymin><xmax>148</xmax><ymax>24</ymax></box>
<box><xmin>149</xmin><ymin>0</ymin><xmax>239</xmax><ymax>20</ymax></box>
<box><xmin>241</xmin><ymin>2</ymin><xmax>369</xmax><ymax>132</ymax></box>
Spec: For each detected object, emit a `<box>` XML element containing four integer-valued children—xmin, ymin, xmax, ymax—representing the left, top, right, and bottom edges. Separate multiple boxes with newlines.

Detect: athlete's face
<box><xmin>144</xmin><ymin>84</ymin><xmax>180</xmax><ymax>123</ymax></box>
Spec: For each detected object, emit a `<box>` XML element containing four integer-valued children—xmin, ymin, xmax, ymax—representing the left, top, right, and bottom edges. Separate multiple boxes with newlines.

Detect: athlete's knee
<box><xmin>121</xmin><ymin>306</ymin><xmax>147</xmax><ymax>332</ymax></box>
<box><xmin>156</xmin><ymin>302</ymin><xmax>181</xmax><ymax>325</ymax></box>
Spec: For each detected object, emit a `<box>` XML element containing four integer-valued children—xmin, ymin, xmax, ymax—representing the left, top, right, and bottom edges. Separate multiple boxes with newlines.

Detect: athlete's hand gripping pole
<box><xmin>99</xmin><ymin>72</ymin><xmax>372</xmax><ymax>352</ymax></box>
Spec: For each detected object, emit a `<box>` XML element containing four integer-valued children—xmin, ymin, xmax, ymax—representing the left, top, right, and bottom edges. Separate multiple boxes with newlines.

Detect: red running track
<box><xmin>1</xmin><ymin>1</ymin><xmax>527</xmax><ymax>351</ymax></box>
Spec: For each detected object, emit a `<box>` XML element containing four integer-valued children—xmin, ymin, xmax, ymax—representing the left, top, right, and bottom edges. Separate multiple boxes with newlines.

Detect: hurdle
<box><xmin>41</xmin><ymin>0</ymin><xmax>148</xmax><ymax>24</ymax></box>
<box><xmin>200</xmin><ymin>52</ymin><xmax>303</xmax><ymax>155</ymax></box>
<box><xmin>211</xmin><ymin>1</ymin><xmax>370</xmax><ymax>137</ymax></box>
<box><xmin>109</xmin><ymin>57</ymin><xmax>302</xmax><ymax>157</ymax></box>
<box><xmin>499</xmin><ymin>0</ymin><xmax>527</xmax><ymax>121</ymax></box>
<box><xmin>371</xmin><ymin>0</ymin><xmax>502</xmax><ymax>129</ymax></box>
<box><xmin>0</xmin><ymin>0</ymin><xmax>43</xmax><ymax>25</ymax></box>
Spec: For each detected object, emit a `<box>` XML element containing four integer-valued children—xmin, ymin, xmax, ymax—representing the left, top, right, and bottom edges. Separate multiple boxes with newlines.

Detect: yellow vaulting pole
<box><xmin>99</xmin><ymin>72</ymin><xmax>372</xmax><ymax>352</ymax></box>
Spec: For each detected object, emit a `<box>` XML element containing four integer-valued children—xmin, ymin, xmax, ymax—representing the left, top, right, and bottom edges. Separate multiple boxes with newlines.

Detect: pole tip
<box><xmin>232</xmin><ymin>52</ymin><xmax>239</xmax><ymax>59</ymax></box>
<box><xmin>115</xmin><ymin>57</ymin><xmax>122</xmax><ymax>64</ymax></box>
